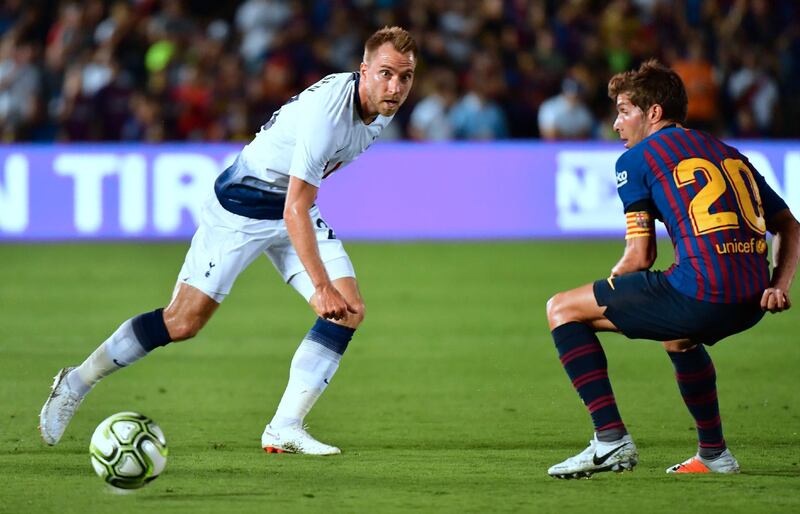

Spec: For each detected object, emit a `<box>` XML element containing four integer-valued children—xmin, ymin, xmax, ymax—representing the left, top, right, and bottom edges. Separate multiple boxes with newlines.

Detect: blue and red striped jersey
<box><xmin>615</xmin><ymin>126</ymin><xmax>788</xmax><ymax>304</ymax></box>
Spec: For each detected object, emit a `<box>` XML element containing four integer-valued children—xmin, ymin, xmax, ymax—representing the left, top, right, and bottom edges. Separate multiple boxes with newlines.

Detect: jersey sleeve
<box><xmin>287</xmin><ymin>94</ymin><xmax>340</xmax><ymax>188</ymax></box>
<box><xmin>614</xmin><ymin>147</ymin><xmax>652</xmax><ymax>213</ymax></box>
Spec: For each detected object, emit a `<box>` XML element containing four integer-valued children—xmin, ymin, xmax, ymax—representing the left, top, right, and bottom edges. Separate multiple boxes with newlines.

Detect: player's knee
<box><xmin>348</xmin><ymin>301</ymin><xmax>366</xmax><ymax>327</ymax></box>
<box><xmin>164</xmin><ymin>316</ymin><xmax>204</xmax><ymax>341</ymax></box>
<box><xmin>546</xmin><ymin>292</ymin><xmax>569</xmax><ymax>326</ymax></box>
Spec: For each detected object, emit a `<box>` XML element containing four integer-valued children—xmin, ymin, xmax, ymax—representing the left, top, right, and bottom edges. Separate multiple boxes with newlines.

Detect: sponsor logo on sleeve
<box><xmin>615</xmin><ymin>170</ymin><xmax>628</xmax><ymax>188</ymax></box>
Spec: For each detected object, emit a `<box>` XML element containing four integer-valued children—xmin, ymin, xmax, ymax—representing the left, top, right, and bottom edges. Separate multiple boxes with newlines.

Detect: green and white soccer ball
<box><xmin>89</xmin><ymin>411</ymin><xmax>168</xmax><ymax>490</ymax></box>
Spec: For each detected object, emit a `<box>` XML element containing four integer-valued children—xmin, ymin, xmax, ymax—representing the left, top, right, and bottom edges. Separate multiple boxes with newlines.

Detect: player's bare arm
<box><xmin>762</xmin><ymin>208</ymin><xmax>800</xmax><ymax>313</ymax></box>
<box><xmin>545</xmin><ymin>211</ymin><xmax>657</xmax><ymax>332</ymax></box>
<box><xmin>610</xmin><ymin>232</ymin><xmax>657</xmax><ymax>277</ymax></box>
<box><xmin>610</xmin><ymin>211</ymin><xmax>657</xmax><ymax>277</ymax></box>
<box><xmin>284</xmin><ymin>176</ymin><xmax>355</xmax><ymax>321</ymax></box>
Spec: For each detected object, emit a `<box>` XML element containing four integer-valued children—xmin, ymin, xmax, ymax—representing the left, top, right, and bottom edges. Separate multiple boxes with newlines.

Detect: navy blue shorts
<box><xmin>593</xmin><ymin>271</ymin><xmax>764</xmax><ymax>345</ymax></box>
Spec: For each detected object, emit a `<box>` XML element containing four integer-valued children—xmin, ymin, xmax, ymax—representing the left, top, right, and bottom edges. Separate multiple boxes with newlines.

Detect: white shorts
<box><xmin>177</xmin><ymin>195</ymin><xmax>355</xmax><ymax>303</ymax></box>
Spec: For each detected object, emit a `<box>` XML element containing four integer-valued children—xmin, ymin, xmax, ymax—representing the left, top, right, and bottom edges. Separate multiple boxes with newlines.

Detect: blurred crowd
<box><xmin>1</xmin><ymin>0</ymin><xmax>799</xmax><ymax>143</ymax></box>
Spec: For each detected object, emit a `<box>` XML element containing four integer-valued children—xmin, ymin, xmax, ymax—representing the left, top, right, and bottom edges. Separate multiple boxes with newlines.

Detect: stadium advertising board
<box><xmin>1</xmin><ymin>142</ymin><xmax>797</xmax><ymax>240</ymax></box>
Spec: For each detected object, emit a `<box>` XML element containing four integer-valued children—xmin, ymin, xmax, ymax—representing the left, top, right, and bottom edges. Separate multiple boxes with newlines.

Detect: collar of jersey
<box><xmin>637</xmin><ymin>123</ymin><xmax>680</xmax><ymax>147</ymax></box>
<box><xmin>353</xmin><ymin>71</ymin><xmax>366</xmax><ymax>122</ymax></box>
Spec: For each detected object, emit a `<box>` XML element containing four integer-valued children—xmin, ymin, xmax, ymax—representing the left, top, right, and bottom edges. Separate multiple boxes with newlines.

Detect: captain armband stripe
<box><xmin>625</xmin><ymin>211</ymin><xmax>655</xmax><ymax>240</ymax></box>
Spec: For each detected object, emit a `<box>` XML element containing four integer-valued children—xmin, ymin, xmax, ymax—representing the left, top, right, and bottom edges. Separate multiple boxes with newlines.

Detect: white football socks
<box><xmin>69</xmin><ymin>319</ymin><xmax>148</xmax><ymax>396</ymax></box>
<box><xmin>270</xmin><ymin>340</ymin><xmax>342</xmax><ymax>428</ymax></box>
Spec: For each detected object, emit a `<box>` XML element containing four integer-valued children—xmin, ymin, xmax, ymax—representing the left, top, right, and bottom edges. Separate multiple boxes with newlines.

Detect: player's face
<box><xmin>613</xmin><ymin>93</ymin><xmax>648</xmax><ymax>149</ymax></box>
<box><xmin>360</xmin><ymin>43</ymin><xmax>416</xmax><ymax>120</ymax></box>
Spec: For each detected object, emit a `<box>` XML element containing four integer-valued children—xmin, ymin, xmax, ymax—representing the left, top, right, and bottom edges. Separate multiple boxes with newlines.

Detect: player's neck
<box><xmin>359</xmin><ymin>104</ymin><xmax>378</xmax><ymax>125</ymax></box>
<box><xmin>355</xmin><ymin>77</ymin><xmax>378</xmax><ymax>125</ymax></box>
<box><xmin>646</xmin><ymin>120</ymin><xmax>675</xmax><ymax>138</ymax></box>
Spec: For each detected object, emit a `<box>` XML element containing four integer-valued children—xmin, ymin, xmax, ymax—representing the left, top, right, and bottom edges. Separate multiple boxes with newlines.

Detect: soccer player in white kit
<box><xmin>39</xmin><ymin>27</ymin><xmax>417</xmax><ymax>455</ymax></box>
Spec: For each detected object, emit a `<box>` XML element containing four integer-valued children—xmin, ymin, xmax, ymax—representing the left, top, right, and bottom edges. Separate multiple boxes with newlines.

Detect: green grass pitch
<box><xmin>1</xmin><ymin>241</ymin><xmax>798</xmax><ymax>513</ymax></box>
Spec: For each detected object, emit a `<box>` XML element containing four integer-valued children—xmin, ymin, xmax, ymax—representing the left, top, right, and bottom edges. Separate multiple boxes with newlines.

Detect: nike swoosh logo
<box><xmin>593</xmin><ymin>443</ymin><xmax>628</xmax><ymax>465</ymax></box>
<box><xmin>112</xmin><ymin>359</ymin><xmax>127</xmax><ymax>368</ymax></box>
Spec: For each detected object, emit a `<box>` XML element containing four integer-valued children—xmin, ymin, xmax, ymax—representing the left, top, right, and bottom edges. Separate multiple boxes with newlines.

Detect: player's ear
<box><xmin>648</xmin><ymin>104</ymin><xmax>663</xmax><ymax>123</ymax></box>
<box><xmin>360</xmin><ymin>61</ymin><xmax>368</xmax><ymax>78</ymax></box>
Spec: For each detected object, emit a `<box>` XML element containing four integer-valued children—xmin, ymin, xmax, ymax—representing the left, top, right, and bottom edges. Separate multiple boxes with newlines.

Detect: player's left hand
<box><xmin>311</xmin><ymin>283</ymin><xmax>357</xmax><ymax>321</ymax></box>
<box><xmin>760</xmin><ymin>288</ymin><xmax>792</xmax><ymax>313</ymax></box>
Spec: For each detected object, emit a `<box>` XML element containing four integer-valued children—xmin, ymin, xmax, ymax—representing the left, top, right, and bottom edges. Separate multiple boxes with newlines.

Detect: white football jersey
<box><xmin>238</xmin><ymin>72</ymin><xmax>393</xmax><ymax>191</ymax></box>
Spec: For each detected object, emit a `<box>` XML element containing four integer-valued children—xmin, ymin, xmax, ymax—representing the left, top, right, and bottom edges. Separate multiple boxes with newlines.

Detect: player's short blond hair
<box><xmin>363</xmin><ymin>26</ymin><xmax>417</xmax><ymax>62</ymax></box>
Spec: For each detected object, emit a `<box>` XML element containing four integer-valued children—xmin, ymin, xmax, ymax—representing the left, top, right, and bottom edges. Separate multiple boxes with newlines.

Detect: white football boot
<box><xmin>39</xmin><ymin>367</ymin><xmax>84</xmax><ymax>445</ymax></box>
<box><xmin>261</xmin><ymin>423</ymin><xmax>341</xmax><ymax>455</ymax></box>
<box><xmin>666</xmin><ymin>448</ymin><xmax>740</xmax><ymax>474</ymax></box>
<box><xmin>548</xmin><ymin>434</ymin><xmax>638</xmax><ymax>479</ymax></box>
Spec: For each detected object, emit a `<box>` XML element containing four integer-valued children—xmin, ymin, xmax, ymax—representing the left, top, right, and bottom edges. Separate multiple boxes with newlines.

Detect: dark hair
<box><xmin>364</xmin><ymin>26</ymin><xmax>417</xmax><ymax>61</ymax></box>
<box><xmin>608</xmin><ymin>59</ymin><xmax>688</xmax><ymax>124</ymax></box>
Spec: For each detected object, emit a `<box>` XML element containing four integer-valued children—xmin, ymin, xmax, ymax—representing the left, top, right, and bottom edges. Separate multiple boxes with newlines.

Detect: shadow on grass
<box><xmin>4</xmin><ymin>460</ymin><xmax>89</xmax><ymax>476</ymax></box>
<box><xmin>741</xmin><ymin>469</ymin><xmax>800</xmax><ymax>478</ymax></box>
<box><xmin>142</xmin><ymin>491</ymin><xmax>274</xmax><ymax>501</ymax></box>
<box><xmin>9</xmin><ymin>445</ymin><xmax>88</xmax><ymax>456</ymax></box>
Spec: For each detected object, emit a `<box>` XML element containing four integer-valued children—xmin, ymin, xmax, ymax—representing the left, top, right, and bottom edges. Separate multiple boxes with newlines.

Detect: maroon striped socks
<box><xmin>667</xmin><ymin>344</ymin><xmax>726</xmax><ymax>459</ymax></box>
<box><xmin>552</xmin><ymin>322</ymin><xmax>627</xmax><ymax>442</ymax></box>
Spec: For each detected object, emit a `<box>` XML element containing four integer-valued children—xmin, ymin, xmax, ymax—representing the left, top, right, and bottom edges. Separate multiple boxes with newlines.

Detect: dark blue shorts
<box><xmin>593</xmin><ymin>271</ymin><xmax>765</xmax><ymax>345</ymax></box>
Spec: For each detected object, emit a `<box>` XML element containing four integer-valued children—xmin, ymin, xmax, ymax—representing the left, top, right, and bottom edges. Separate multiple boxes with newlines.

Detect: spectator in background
<box><xmin>81</xmin><ymin>46</ymin><xmax>114</xmax><ymax>97</ymax></box>
<box><xmin>450</xmin><ymin>51</ymin><xmax>508</xmax><ymax>140</ymax></box>
<box><xmin>537</xmin><ymin>75</ymin><xmax>595</xmax><ymax>140</ymax></box>
<box><xmin>211</xmin><ymin>98</ymin><xmax>251</xmax><ymax>142</ymax></box>
<box><xmin>325</xmin><ymin>7</ymin><xmax>363</xmax><ymax>71</ymax></box>
<box><xmin>208</xmin><ymin>38</ymin><xmax>247</xmax><ymax>141</ymax></box>
<box><xmin>599</xmin><ymin>0</ymin><xmax>641</xmax><ymax>73</ymax></box>
<box><xmin>437</xmin><ymin>2</ymin><xmax>477</xmax><ymax>67</ymax></box>
<box><xmin>0</xmin><ymin>1</ymin><xmax>24</xmax><ymax>37</ymax></box>
<box><xmin>672</xmin><ymin>36</ymin><xmax>718</xmax><ymax>132</ymax></box>
<box><xmin>0</xmin><ymin>36</ymin><xmax>41</xmax><ymax>141</ymax></box>
<box><xmin>2</xmin><ymin>0</ymin><xmax>800</xmax><ymax>141</ymax></box>
<box><xmin>121</xmin><ymin>91</ymin><xmax>165</xmax><ymax>142</ymax></box>
<box><xmin>728</xmin><ymin>48</ymin><xmax>779</xmax><ymax>137</ymax></box>
<box><xmin>171</xmin><ymin>63</ymin><xmax>212</xmax><ymax>140</ymax></box>
<box><xmin>45</xmin><ymin>2</ymin><xmax>91</xmax><ymax>79</ymax></box>
<box><xmin>260</xmin><ymin>54</ymin><xmax>297</xmax><ymax>118</ymax></box>
<box><xmin>532</xmin><ymin>27</ymin><xmax>567</xmax><ymax>84</ymax></box>
<box><xmin>57</xmin><ymin>64</ymin><xmax>95</xmax><ymax>141</ymax></box>
<box><xmin>408</xmin><ymin>67</ymin><xmax>457</xmax><ymax>141</ymax></box>
<box><xmin>96</xmin><ymin>57</ymin><xmax>133</xmax><ymax>141</ymax></box>
<box><xmin>235</xmin><ymin>0</ymin><xmax>292</xmax><ymax>71</ymax></box>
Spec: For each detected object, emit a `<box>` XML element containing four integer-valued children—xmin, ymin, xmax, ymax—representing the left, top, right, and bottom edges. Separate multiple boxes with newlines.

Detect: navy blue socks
<box><xmin>306</xmin><ymin>317</ymin><xmax>355</xmax><ymax>355</ymax></box>
<box><xmin>668</xmin><ymin>344</ymin><xmax>725</xmax><ymax>459</ymax></box>
<box><xmin>131</xmin><ymin>308</ymin><xmax>172</xmax><ymax>352</ymax></box>
<box><xmin>552</xmin><ymin>322</ymin><xmax>626</xmax><ymax>442</ymax></box>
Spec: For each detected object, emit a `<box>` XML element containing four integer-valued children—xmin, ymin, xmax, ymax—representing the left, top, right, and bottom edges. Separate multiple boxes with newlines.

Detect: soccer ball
<box><xmin>89</xmin><ymin>411</ymin><xmax>168</xmax><ymax>490</ymax></box>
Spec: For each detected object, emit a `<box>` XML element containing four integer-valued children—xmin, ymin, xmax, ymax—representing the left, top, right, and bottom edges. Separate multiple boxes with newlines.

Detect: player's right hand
<box><xmin>311</xmin><ymin>283</ymin><xmax>358</xmax><ymax>321</ymax></box>
<box><xmin>760</xmin><ymin>287</ymin><xmax>792</xmax><ymax>313</ymax></box>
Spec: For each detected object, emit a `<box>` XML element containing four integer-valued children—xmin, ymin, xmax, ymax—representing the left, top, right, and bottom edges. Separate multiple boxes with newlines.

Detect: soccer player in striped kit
<box><xmin>545</xmin><ymin>60</ymin><xmax>800</xmax><ymax>478</ymax></box>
